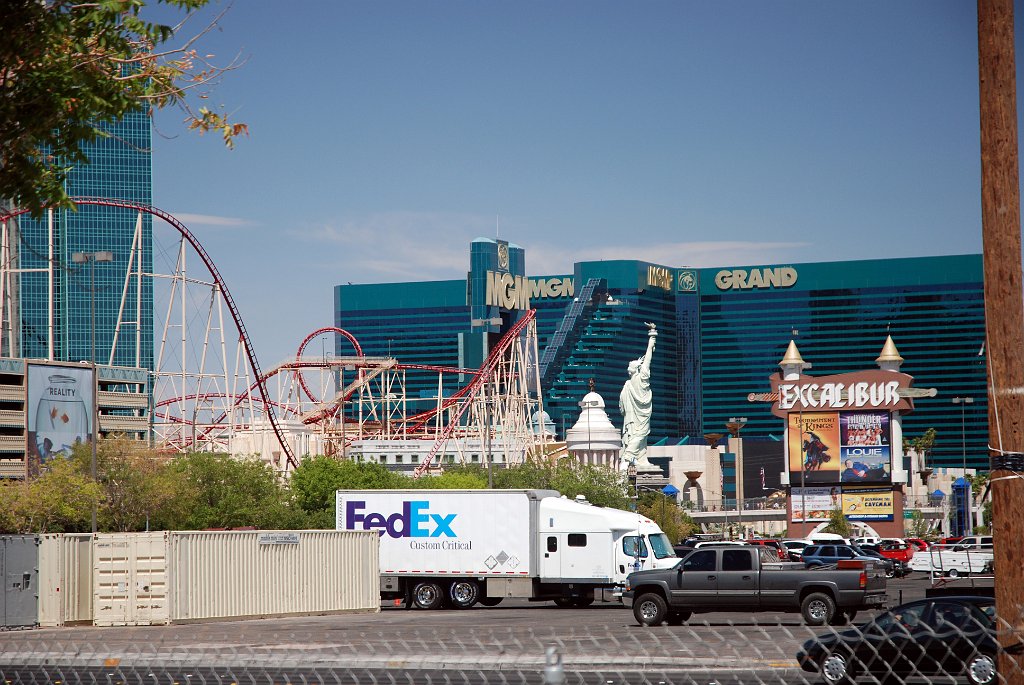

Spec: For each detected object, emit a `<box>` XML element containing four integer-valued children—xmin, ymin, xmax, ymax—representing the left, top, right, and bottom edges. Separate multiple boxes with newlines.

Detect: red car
<box><xmin>877</xmin><ymin>539</ymin><xmax>915</xmax><ymax>563</ymax></box>
<box><xmin>937</xmin><ymin>536</ymin><xmax>964</xmax><ymax>547</ymax></box>
<box><xmin>745</xmin><ymin>538</ymin><xmax>788</xmax><ymax>560</ymax></box>
<box><xmin>904</xmin><ymin>537</ymin><xmax>930</xmax><ymax>551</ymax></box>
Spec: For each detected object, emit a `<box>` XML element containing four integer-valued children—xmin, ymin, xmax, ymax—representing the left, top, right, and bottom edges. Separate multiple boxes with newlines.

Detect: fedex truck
<box><xmin>335</xmin><ymin>489</ymin><xmax>678</xmax><ymax>609</ymax></box>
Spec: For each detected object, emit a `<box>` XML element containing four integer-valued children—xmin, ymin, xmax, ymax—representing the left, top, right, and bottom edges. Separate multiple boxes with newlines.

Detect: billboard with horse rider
<box><xmin>788</xmin><ymin>410</ymin><xmax>892</xmax><ymax>485</ymax></box>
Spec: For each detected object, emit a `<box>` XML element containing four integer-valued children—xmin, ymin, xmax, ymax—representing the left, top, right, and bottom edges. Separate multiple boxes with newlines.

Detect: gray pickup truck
<box><xmin>623</xmin><ymin>545</ymin><xmax>887</xmax><ymax>626</ymax></box>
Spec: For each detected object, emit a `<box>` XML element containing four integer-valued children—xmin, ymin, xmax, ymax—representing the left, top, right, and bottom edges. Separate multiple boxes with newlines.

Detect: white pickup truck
<box><xmin>908</xmin><ymin>538</ymin><xmax>994</xmax><ymax>579</ymax></box>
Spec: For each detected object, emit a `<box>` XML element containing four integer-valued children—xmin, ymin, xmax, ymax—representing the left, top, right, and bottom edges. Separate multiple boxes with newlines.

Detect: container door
<box><xmin>2</xmin><ymin>536</ymin><xmax>39</xmax><ymax>628</ymax></box>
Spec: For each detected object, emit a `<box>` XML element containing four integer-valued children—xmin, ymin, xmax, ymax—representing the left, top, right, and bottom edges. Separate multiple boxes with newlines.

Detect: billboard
<box><xmin>841</xmin><ymin>486</ymin><xmax>895</xmax><ymax>522</ymax></box>
<box><xmin>788</xmin><ymin>413</ymin><xmax>841</xmax><ymax>484</ymax></box>
<box><xmin>27</xmin><ymin>364</ymin><xmax>94</xmax><ymax>464</ymax></box>
<box><xmin>790</xmin><ymin>487</ymin><xmax>840</xmax><ymax>522</ymax></box>
<box><xmin>789</xmin><ymin>411</ymin><xmax>892</xmax><ymax>485</ymax></box>
<box><xmin>839</xmin><ymin>411</ymin><xmax>891</xmax><ymax>483</ymax></box>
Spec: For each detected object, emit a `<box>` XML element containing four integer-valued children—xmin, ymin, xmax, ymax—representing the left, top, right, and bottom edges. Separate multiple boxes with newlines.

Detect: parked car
<box><xmin>877</xmin><ymin>539</ymin><xmax>915</xmax><ymax>563</ymax></box>
<box><xmin>953</xmin><ymin>536</ymin><xmax>994</xmax><ymax>552</ymax></box>
<box><xmin>904</xmin><ymin>537</ymin><xmax>930</xmax><ymax>551</ymax></box>
<box><xmin>796</xmin><ymin>596</ymin><xmax>999</xmax><ymax>685</ymax></box>
<box><xmin>745</xmin><ymin>538</ymin><xmax>788</xmax><ymax>560</ymax></box>
<box><xmin>851</xmin><ymin>544</ymin><xmax>901</xmax><ymax>579</ymax></box>
<box><xmin>851</xmin><ymin>536</ymin><xmax>881</xmax><ymax>547</ymax></box>
<box><xmin>802</xmin><ymin>544</ymin><xmax>879</xmax><ymax>569</ymax></box>
<box><xmin>781</xmin><ymin>538</ymin><xmax>812</xmax><ymax>562</ymax></box>
<box><xmin>937</xmin><ymin>536</ymin><xmax>964</xmax><ymax>547</ymax></box>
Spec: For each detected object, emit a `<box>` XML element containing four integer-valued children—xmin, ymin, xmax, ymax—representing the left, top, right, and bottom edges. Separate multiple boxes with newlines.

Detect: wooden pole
<box><xmin>978</xmin><ymin>0</ymin><xmax>1024</xmax><ymax>677</ymax></box>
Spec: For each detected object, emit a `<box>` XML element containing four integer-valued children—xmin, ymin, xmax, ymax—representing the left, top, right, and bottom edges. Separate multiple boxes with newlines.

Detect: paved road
<box><xmin>0</xmin><ymin>575</ymin><xmax>933</xmax><ymax>684</ymax></box>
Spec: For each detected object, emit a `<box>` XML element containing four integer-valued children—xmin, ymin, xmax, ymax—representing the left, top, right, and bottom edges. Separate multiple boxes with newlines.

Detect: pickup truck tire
<box><xmin>633</xmin><ymin>592</ymin><xmax>668</xmax><ymax>627</ymax></box>
<box><xmin>818</xmin><ymin>650</ymin><xmax>856</xmax><ymax>685</ymax></box>
<box><xmin>448</xmin><ymin>580</ymin><xmax>479</xmax><ymax>609</ymax></box>
<box><xmin>801</xmin><ymin>592</ymin><xmax>836</xmax><ymax>626</ymax></box>
<box><xmin>412</xmin><ymin>581</ymin><xmax>446</xmax><ymax>610</ymax></box>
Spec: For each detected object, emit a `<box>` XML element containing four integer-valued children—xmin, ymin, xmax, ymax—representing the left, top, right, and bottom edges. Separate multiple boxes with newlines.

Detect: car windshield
<box><xmin>648</xmin><ymin>533</ymin><xmax>675</xmax><ymax>559</ymax></box>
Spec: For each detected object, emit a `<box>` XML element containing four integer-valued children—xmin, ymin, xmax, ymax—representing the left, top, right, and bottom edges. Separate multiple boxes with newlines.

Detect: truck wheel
<box><xmin>553</xmin><ymin>598</ymin><xmax>574</xmax><ymax>608</ymax></box>
<box><xmin>448</xmin><ymin>580</ymin><xmax>479</xmax><ymax>609</ymax></box>
<box><xmin>633</xmin><ymin>592</ymin><xmax>668</xmax><ymax>627</ymax></box>
<box><xmin>412</xmin><ymin>581</ymin><xmax>446</xmax><ymax>610</ymax></box>
<box><xmin>801</xmin><ymin>592</ymin><xmax>836</xmax><ymax>626</ymax></box>
<box><xmin>571</xmin><ymin>594</ymin><xmax>595</xmax><ymax>608</ymax></box>
<box><xmin>478</xmin><ymin>596</ymin><xmax>503</xmax><ymax>607</ymax></box>
<box><xmin>819</xmin><ymin>650</ymin><xmax>856</xmax><ymax>685</ymax></box>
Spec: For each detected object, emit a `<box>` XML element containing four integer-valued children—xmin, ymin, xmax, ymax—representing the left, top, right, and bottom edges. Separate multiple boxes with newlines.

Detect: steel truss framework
<box><xmin>0</xmin><ymin>199</ymin><xmax>547</xmax><ymax>474</ymax></box>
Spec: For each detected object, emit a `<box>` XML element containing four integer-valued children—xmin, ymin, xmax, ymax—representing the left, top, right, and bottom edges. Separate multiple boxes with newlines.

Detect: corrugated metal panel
<box><xmin>93</xmin><ymin>532</ymin><xmax>169</xmax><ymax>626</ymax></box>
<box><xmin>38</xmin><ymin>534</ymin><xmax>93</xmax><ymax>626</ymax></box>
<box><xmin>167</xmin><ymin>530</ymin><xmax>378</xmax><ymax>622</ymax></box>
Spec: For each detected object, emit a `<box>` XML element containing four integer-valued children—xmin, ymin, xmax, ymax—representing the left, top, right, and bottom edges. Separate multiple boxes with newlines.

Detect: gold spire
<box><xmin>876</xmin><ymin>335</ymin><xmax>904</xmax><ymax>364</ymax></box>
<box><xmin>779</xmin><ymin>340</ymin><xmax>805</xmax><ymax>367</ymax></box>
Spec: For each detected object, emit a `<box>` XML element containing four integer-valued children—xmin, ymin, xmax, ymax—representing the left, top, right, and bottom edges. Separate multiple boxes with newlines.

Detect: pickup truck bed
<box><xmin>624</xmin><ymin>546</ymin><xmax>887</xmax><ymax>626</ymax></box>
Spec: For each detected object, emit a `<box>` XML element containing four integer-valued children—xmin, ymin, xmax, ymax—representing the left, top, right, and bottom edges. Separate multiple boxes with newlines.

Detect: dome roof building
<box><xmin>565</xmin><ymin>385</ymin><xmax>622</xmax><ymax>470</ymax></box>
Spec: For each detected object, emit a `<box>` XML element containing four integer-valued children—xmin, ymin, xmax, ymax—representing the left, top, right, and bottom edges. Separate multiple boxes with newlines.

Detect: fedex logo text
<box><xmin>345</xmin><ymin>500</ymin><xmax>457</xmax><ymax>538</ymax></box>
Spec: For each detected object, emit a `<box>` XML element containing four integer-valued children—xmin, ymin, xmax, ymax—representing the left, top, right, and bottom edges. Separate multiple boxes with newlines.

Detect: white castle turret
<box><xmin>566</xmin><ymin>381</ymin><xmax>622</xmax><ymax>469</ymax></box>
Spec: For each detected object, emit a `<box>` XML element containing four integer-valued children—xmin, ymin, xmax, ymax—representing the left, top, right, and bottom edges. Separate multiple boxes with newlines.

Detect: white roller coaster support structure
<box><xmin>0</xmin><ymin>199</ymin><xmax>548</xmax><ymax>474</ymax></box>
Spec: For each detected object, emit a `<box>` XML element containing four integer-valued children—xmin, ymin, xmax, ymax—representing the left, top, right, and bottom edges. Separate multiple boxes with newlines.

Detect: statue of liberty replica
<box><xmin>619</xmin><ymin>322</ymin><xmax>658</xmax><ymax>472</ymax></box>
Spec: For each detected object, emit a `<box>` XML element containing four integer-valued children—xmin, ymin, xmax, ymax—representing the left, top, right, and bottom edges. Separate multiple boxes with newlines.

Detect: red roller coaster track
<box><xmin>0</xmin><ymin>198</ymin><xmax>299</xmax><ymax>469</ymax></box>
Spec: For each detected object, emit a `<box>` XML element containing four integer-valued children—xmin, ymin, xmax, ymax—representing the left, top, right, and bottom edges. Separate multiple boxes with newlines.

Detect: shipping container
<box><xmin>0</xmin><ymin>535</ymin><xmax>38</xmax><ymax>628</ymax></box>
<box><xmin>166</xmin><ymin>530</ymin><xmax>379</xmax><ymax>622</ymax></box>
<box><xmin>38</xmin><ymin>533</ymin><xmax>93</xmax><ymax>626</ymax></box>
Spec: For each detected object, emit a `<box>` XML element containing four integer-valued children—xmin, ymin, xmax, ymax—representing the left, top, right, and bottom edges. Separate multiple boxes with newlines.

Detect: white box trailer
<box><xmin>335</xmin><ymin>488</ymin><xmax>678</xmax><ymax>609</ymax></box>
<box><xmin>908</xmin><ymin>545</ymin><xmax>995</xmax><ymax>579</ymax></box>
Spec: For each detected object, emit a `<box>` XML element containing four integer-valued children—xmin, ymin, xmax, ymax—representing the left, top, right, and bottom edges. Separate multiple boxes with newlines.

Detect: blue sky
<box><xmin>151</xmin><ymin>1</ymin><xmax>996</xmax><ymax>366</ymax></box>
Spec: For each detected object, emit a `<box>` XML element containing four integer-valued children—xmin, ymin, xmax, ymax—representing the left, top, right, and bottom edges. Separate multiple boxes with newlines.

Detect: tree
<box><xmin>289</xmin><ymin>457</ymin><xmax>405</xmax><ymax>528</ymax></box>
<box><xmin>820</xmin><ymin>507</ymin><xmax>852</xmax><ymax>538</ymax></box>
<box><xmin>85</xmin><ymin>439</ymin><xmax>182</xmax><ymax>532</ymax></box>
<box><xmin>637</xmin><ymin>493</ymin><xmax>697</xmax><ymax>543</ymax></box>
<box><xmin>0</xmin><ymin>457</ymin><xmax>100</xmax><ymax>533</ymax></box>
<box><xmin>1</xmin><ymin>0</ymin><xmax>246</xmax><ymax>214</ymax></box>
<box><xmin>903</xmin><ymin>428</ymin><xmax>938</xmax><ymax>459</ymax></box>
<box><xmin>160</xmin><ymin>452</ymin><xmax>299</xmax><ymax>530</ymax></box>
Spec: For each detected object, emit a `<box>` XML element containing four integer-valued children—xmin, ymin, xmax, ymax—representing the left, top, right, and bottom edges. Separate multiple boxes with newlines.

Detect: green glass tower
<box><xmin>11</xmin><ymin>113</ymin><xmax>153</xmax><ymax>370</ymax></box>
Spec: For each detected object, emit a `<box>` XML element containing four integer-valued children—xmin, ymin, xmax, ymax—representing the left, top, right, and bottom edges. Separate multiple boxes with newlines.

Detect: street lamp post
<box><xmin>72</xmin><ymin>251</ymin><xmax>114</xmax><ymax>534</ymax></box>
<box><xmin>951</xmin><ymin>397</ymin><xmax>974</xmax><ymax>475</ymax></box>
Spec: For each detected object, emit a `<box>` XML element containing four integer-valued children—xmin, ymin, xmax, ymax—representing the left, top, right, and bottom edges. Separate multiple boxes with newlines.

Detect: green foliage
<box><xmin>906</xmin><ymin>509</ymin><xmax>930</xmax><ymax>538</ymax></box>
<box><xmin>902</xmin><ymin>428</ymin><xmax>937</xmax><ymax>456</ymax></box>
<box><xmin>638</xmin><ymin>493</ymin><xmax>697</xmax><ymax>543</ymax></box>
<box><xmin>820</xmin><ymin>507</ymin><xmax>852</xmax><ymax>537</ymax></box>
<box><xmin>289</xmin><ymin>457</ymin><xmax>408</xmax><ymax>528</ymax></box>
<box><xmin>160</xmin><ymin>452</ymin><xmax>299</xmax><ymax>530</ymax></box>
<box><xmin>0</xmin><ymin>0</ymin><xmax>245</xmax><ymax>214</ymax></box>
<box><xmin>2</xmin><ymin>457</ymin><xmax>101</xmax><ymax>533</ymax></box>
<box><xmin>492</xmin><ymin>461</ymin><xmax>631</xmax><ymax>509</ymax></box>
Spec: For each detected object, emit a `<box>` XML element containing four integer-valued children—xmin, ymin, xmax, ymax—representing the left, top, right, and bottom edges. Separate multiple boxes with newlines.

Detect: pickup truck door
<box><xmin>716</xmin><ymin>548</ymin><xmax>759</xmax><ymax>607</ymax></box>
<box><xmin>671</xmin><ymin>550</ymin><xmax>718</xmax><ymax>605</ymax></box>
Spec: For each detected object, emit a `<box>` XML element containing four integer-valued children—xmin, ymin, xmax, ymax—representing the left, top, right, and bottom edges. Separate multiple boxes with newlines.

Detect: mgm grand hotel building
<box><xmin>334</xmin><ymin>239</ymin><xmax>986</xmax><ymax>473</ymax></box>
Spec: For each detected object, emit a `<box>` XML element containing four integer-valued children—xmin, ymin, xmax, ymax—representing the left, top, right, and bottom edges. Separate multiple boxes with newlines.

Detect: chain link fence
<box><xmin>1</xmin><ymin>598</ymin><xmax>1021</xmax><ymax>685</ymax></box>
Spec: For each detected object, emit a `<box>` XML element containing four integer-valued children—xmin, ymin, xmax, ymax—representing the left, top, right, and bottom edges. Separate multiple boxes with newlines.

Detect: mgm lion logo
<box><xmin>677</xmin><ymin>269</ymin><xmax>697</xmax><ymax>292</ymax></box>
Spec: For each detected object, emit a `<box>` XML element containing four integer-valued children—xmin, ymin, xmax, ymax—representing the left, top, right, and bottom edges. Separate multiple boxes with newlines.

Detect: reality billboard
<box><xmin>26</xmin><ymin>363</ymin><xmax>94</xmax><ymax>465</ymax></box>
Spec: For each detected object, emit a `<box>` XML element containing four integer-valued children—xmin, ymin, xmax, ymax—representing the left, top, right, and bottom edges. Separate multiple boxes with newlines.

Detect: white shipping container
<box><xmin>38</xmin><ymin>533</ymin><xmax>94</xmax><ymax>626</ymax></box>
<box><xmin>166</xmin><ymin>530</ymin><xmax>378</xmax><ymax>622</ymax></box>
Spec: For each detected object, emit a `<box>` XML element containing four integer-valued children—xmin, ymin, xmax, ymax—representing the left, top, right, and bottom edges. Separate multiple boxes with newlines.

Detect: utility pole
<box><xmin>978</xmin><ymin>0</ymin><xmax>1024</xmax><ymax>676</ymax></box>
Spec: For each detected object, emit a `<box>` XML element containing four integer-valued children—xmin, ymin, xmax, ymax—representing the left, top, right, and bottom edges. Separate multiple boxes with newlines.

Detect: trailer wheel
<box><xmin>448</xmin><ymin>580</ymin><xmax>479</xmax><ymax>609</ymax></box>
<box><xmin>478</xmin><ymin>596</ymin><xmax>503</xmax><ymax>607</ymax></box>
<box><xmin>412</xmin><ymin>581</ymin><xmax>446</xmax><ymax>610</ymax></box>
<box><xmin>801</xmin><ymin>592</ymin><xmax>836</xmax><ymax>626</ymax></box>
<box><xmin>946</xmin><ymin>568</ymin><xmax>961</xmax><ymax>579</ymax></box>
<box><xmin>572</xmin><ymin>596</ymin><xmax>595</xmax><ymax>608</ymax></box>
<box><xmin>633</xmin><ymin>592</ymin><xmax>668</xmax><ymax>627</ymax></box>
<box><xmin>553</xmin><ymin>598</ymin><xmax>574</xmax><ymax>608</ymax></box>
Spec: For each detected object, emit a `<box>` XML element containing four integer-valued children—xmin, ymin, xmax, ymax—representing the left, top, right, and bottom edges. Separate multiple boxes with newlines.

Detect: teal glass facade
<box><xmin>14</xmin><ymin>114</ymin><xmax>154</xmax><ymax>370</ymax></box>
<box><xmin>334</xmin><ymin>248</ymin><xmax>988</xmax><ymax>472</ymax></box>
